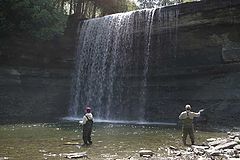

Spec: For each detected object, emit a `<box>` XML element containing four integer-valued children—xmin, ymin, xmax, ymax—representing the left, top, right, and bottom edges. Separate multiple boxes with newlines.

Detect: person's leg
<box><xmin>182</xmin><ymin>127</ymin><xmax>187</xmax><ymax>145</ymax></box>
<box><xmin>82</xmin><ymin>127</ymin><xmax>88</xmax><ymax>145</ymax></box>
<box><xmin>87</xmin><ymin>128</ymin><xmax>92</xmax><ymax>144</ymax></box>
<box><xmin>189</xmin><ymin>127</ymin><xmax>195</xmax><ymax>145</ymax></box>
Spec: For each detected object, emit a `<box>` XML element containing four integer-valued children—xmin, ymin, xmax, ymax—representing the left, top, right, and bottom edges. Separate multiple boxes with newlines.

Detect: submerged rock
<box><xmin>64</xmin><ymin>142</ymin><xmax>80</xmax><ymax>145</ymax></box>
<box><xmin>38</xmin><ymin>149</ymin><xmax>47</xmax><ymax>153</ymax></box>
<box><xmin>63</xmin><ymin>152</ymin><xmax>87</xmax><ymax>159</ymax></box>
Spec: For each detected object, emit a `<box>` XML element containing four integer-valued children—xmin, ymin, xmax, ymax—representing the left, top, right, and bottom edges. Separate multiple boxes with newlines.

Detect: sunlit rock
<box><xmin>139</xmin><ymin>150</ymin><xmax>153</xmax><ymax>157</ymax></box>
<box><xmin>207</xmin><ymin>138</ymin><xmax>216</xmax><ymax>142</ymax></box>
<box><xmin>214</xmin><ymin>141</ymin><xmax>238</xmax><ymax>150</ymax></box>
<box><xmin>234</xmin><ymin>145</ymin><xmax>240</xmax><ymax>150</ymax></box>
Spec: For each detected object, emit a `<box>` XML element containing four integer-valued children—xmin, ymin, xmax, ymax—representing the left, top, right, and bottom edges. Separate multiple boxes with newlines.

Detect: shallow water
<box><xmin>0</xmin><ymin>122</ymin><xmax>225</xmax><ymax>160</ymax></box>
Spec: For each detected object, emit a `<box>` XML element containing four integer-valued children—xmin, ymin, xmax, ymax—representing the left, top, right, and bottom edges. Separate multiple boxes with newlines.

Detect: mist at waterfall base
<box><xmin>68</xmin><ymin>7</ymin><xmax>179</xmax><ymax>124</ymax></box>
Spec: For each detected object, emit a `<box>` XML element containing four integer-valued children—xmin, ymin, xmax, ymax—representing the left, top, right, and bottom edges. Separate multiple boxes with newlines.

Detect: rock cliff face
<box><xmin>1</xmin><ymin>0</ymin><xmax>240</xmax><ymax>125</ymax></box>
<box><xmin>71</xmin><ymin>0</ymin><xmax>240</xmax><ymax>125</ymax></box>
<box><xmin>134</xmin><ymin>0</ymin><xmax>240</xmax><ymax>125</ymax></box>
<box><xmin>0</xmin><ymin>16</ymin><xmax>76</xmax><ymax>123</ymax></box>
<box><xmin>141</xmin><ymin>0</ymin><xmax>240</xmax><ymax>125</ymax></box>
<box><xmin>125</xmin><ymin>0</ymin><xmax>240</xmax><ymax>125</ymax></box>
<box><xmin>0</xmin><ymin>67</ymin><xmax>71</xmax><ymax>123</ymax></box>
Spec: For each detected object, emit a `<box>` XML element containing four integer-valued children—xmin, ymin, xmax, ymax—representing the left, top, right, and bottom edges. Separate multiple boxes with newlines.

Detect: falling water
<box><xmin>69</xmin><ymin>7</ymin><xmax>179</xmax><ymax>121</ymax></box>
<box><xmin>138</xmin><ymin>8</ymin><xmax>157</xmax><ymax>121</ymax></box>
<box><xmin>70</xmin><ymin>12</ymin><xmax>135</xmax><ymax>119</ymax></box>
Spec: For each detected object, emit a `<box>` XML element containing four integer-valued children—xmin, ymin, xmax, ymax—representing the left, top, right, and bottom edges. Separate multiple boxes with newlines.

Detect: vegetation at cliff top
<box><xmin>0</xmin><ymin>0</ymin><xmax>199</xmax><ymax>41</ymax></box>
<box><xmin>137</xmin><ymin>0</ymin><xmax>198</xmax><ymax>9</ymax></box>
<box><xmin>0</xmin><ymin>0</ymin><xmax>137</xmax><ymax>41</ymax></box>
<box><xmin>0</xmin><ymin>0</ymin><xmax>67</xmax><ymax>40</ymax></box>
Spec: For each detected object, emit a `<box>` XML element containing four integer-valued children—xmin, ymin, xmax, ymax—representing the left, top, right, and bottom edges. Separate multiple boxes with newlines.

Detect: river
<box><xmin>0</xmin><ymin>121</ymin><xmax>225</xmax><ymax>159</ymax></box>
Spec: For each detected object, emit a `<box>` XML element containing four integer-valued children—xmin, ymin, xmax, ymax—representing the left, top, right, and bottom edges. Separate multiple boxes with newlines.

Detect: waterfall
<box><xmin>138</xmin><ymin>8</ymin><xmax>157</xmax><ymax>121</ymax></box>
<box><xmin>70</xmin><ymin>12</ymin><xmax>135</xmax><ymax>119</ymax></box>
<box><xmin>69</xmin><ymin>7</ymin><xmax>179</xmax><ymax>121</ymax></box>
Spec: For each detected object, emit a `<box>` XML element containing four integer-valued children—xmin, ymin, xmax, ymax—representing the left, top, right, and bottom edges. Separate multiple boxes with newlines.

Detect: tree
<box><xmin>62</xmin><ymin>0</ymin><xmax>138</xmax><ymax>19</ymax></box>
<box><xmin>96</xmin><ymin>0</ymin><xmax>130</xmax><ymax>16</ymax></box>
<box><xmin>137</xmin><ymin>0</ymin><xmax>196</xmax><ymax>9</ymax></box>
<box><xmin>138</xmin><ymin>0</ymin><xmax>157</xmax><ymax>9</ymax></box>
<box><xmin>0</xmin><ymin>0</ymin><xmax>137</xmax><ymax>41</ymax></box>
<box><xmin>0</xmin><ymin>0</ymin><xmax>67</xmax><ymax>40</ymax></box>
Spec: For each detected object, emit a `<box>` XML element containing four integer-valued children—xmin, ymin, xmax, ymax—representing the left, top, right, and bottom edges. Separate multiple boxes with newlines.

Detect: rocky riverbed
<box><xmin>123</xmin><ymin>130</ymin><xmax>240</xmax><ymax>160</ymax></box>
<box><xmin>61</xmin><ymin>130</ymin><xmax>240</xmax><ymax>160</ymax></box>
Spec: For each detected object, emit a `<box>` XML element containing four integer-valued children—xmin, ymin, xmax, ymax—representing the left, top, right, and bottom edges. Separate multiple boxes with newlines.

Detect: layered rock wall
<box><xmin>113</xmin><ymin>0</ymin><xmax>240</xmax><ymax>125</ymax></box>
<box><xmin>0</xmin><ymin>67</ymin><xmax>71</xmax><ymax>123</ymax></box>
<box><xmin>1</xmin><ymin>0</ymin><xmax>240</xmax><ymax>125</ymax></box>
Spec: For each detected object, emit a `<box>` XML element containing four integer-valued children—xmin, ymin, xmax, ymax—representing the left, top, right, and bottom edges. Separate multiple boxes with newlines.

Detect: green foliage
<box><xmin>0</xmin><ymin>0</ymin><xmax>67</xmax><ymax>40</ymax></box>
<box><xmin>126</xmin><ymin>0</ymin><xmax>139</xmax><ymax>11</ymax></box>
<box><xmin>0</xmin><ymin>0</ymin><xmax>137</xmax><ymax>41</ymax></box>
<box><xmin>95</xmin><ymin>0</ymin><xmax>138</xmax><ymax>16</ymax></box>
<box><xmin>138</xmin><ymin>0</ymin><xmax>158</xmax><ymax>8</ymax></box>
<box><xmin>137</xmin><ymin>0</ymin><xmax>197</xmax><ymax>9</ymax></box>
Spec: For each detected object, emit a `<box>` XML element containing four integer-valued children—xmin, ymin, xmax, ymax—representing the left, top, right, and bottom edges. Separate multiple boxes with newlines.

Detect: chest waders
<box><xmin>83</xmin><ymin>116</ymin><xmax>93</xmax><ymax>145</ymax></box>
<box><xmin>182</xmin><ymin>113</ymin><xmax>195</xmax><ymax>145</ymax></box>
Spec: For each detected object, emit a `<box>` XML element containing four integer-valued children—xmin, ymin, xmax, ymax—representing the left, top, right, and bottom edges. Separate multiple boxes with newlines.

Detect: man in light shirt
<box><xmin>179</xmin><ymin>104</ymin><xmax>204</xmax><ymax>145</ymax></box>
<box><xmin>80</xmin><ymin>106</ymin><xmax>94</xmax><ymax>146</ymax></box>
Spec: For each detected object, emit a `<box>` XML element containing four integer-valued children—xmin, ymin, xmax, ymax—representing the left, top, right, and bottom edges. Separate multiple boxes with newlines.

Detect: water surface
<box><xmin>0</xmin><ymin>122</ymin><xmax>225</xmax><ymax>159</ymax></box>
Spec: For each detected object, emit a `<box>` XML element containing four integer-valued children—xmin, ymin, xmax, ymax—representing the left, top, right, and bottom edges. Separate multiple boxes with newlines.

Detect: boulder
<box><xmin>207</xmin><ymin>138</ymin><xmax>216</xmax><ymax>142</ymax></box>
<box><xmin>169</xmin><ymin>146</ymin><xmax>178</xmax><ymax>150</ymax></box>
<box><xmin>234</xmin><ymin>137</ymin><xmax>240</xmax><ymax>143</ymax></box>
<box><xmin>192</xmin><ymin>145</ymin><xmax>209</xmax><ymax>156</ymax></box>
<box><xmin>191</xmin><ymin>145</ymin><xmax>209</xmax><ymax>150</ymax></box>
<box><xmin>139</xmin><ymin>150</ymin><xmax>153</xmax><ymax>157</ymax></box>
<box><xmin>229</xmin><ymin>132</ymin><xmax>240</xmax><ymax>138</ymax></box>
<box><xmin>205</xmin><ymin>149</ymin><xmax>221</xmax><ymax>156</ymax></box>
<box><xmin>234</xmin><ymin>145</ymin><xmax>240</xmax><ymax>150</ymax></box>
<box><xmin>208</xmin><ymin>139</ymin><xmax>227</xmax><ymax>146</ymax></box>
<box><xmin>214</xmin><ymin>141</ymin><xmax>238</xmax><ymax>150</ymax></box>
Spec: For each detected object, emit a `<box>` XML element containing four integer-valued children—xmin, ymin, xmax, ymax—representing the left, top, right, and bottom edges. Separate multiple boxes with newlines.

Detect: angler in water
<box><xmin>179</xmin><ymin>104</ymin><xmax>204</xmax><ymax>145</ymax></box>
<box><xmin>80</xmin><ymin>106</ymin><xmax>94</xmax><ymax>146</ymax></box>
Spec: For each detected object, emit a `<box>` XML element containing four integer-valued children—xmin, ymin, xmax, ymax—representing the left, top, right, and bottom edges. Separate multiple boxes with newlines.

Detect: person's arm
<box><xmin>192</xmin><ymin>112</ymin><xmax>200</xmax><ymax>118</ymax></box>
<box><xmin>192</xmin><ymin>109</ymin><xmax>204</xmax><ymax>118</ymax></box>
<box><xmin>82</xmin><ymin>115</ymin><xmax>87</xmax><ymax>125</ymax></box>
<box><xmin>179</xmin><ymin>112</ymin><xmax>185</xmax><ymax>119</ymax></box>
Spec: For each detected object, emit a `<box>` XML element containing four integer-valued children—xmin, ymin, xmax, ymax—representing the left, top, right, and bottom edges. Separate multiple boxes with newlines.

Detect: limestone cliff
<box><xmin>1</xmin><ymin>0</ymin><xmax>240</xmax><ymax>126</ymax></box>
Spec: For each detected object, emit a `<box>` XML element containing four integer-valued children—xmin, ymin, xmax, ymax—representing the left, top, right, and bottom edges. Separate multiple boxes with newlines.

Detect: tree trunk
<box><xmin>69</xmin><ymin>0</ymin><xmax>73</xmax><ymax>15</ymax></box>
<box><xmin>61</xmin><ymin>0</ymin><xmax>64</xmax><ymax>11</ymax></box>
<box><xmin>83</xmin><ymin>0</ymin><xmax>90</xmax><ymax>18</ymax></box>
<box><xmin>76</xmin><ymin>0</ymin><xmax>83</xmax><ymax>19</ymax></box>
<box><xmin>92</xmin><ymin>0</ymin><xmax>97</xmax><ymax>18</ymax></box>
